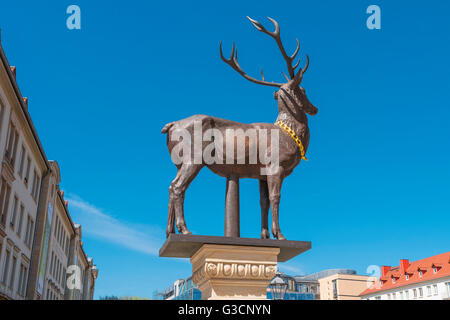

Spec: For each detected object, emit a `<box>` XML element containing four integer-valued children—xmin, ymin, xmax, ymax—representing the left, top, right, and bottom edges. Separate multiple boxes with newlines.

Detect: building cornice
<box><xmin>56</xmin><ymin>191</ymin><xmax>76</xmax><ymax>235</ymax></box>
<box><xmin>0</xmin><ymin>34</ymin><xmax>49</xmax><ymax>171</ymax></box>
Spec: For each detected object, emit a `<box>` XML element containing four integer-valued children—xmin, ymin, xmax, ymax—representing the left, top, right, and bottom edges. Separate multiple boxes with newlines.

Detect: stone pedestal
<box><xmin>191</xmin><ymin>244</ymin><xmax>278</xmax><ymax>300</ymax></box>
<box><xmin>159</xmin><ymin>234</ymin><xmax>311</xmax><ymax>300</ymax></box>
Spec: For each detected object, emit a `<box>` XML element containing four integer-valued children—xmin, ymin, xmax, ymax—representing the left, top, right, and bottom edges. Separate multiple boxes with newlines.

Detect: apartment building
<box><xmin>40</xmin><ymin>161</ymin><xmax>75</xmax><ymax>300</ymax></box>
<box><xmin>360</xmin><ymin>251</ymin><xmax>450</xmax><ymax>300</ymax></box>
<box><xmin>67</xmin><ymin>224</ymin><xmax>88</xmax><ymax>300</ymax></box>
<box><xmin>0</xmin><ymin>32</ymin><xmax>98</xmax><ymax>300</ymax></box>
<box><xmin>319</xmin><ymin>273</ymin><xmax>373</xmax><ymax>300</ymax></box>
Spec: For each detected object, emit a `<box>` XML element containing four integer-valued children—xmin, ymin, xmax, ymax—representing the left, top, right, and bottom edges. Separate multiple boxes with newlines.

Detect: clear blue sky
<box><xmin>1</xmin><ymin>0</ymin><xmax>449</xmax><ymax>299</ymax></box>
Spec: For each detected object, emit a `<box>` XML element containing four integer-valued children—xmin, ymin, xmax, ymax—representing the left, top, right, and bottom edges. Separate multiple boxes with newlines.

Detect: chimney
<box><xmin>381</xmin><ymin>266</ymin><xmax>391</xmax><ymax>276</ymax></box>
<box><xmin>65</xmin><ymin>200</ymin><xmax>68</xmax><ymax>206</ymax></box>
<box><xmin>61</xmin><ymin>190</ymin><xmax>65</xmax><ymax>198</ymax></box>
<box><xmin>10</xmin><ymin>66</ymin><xmax>16</xmax><ymax>77</ymax></box>
<box><xmin>400</xmin><ymin>259</ymin><xmax>410</xmax><ymax>273</ymax></box>
<box><xmin>23</xmin><ymin>97</ymin><xmax>28</xmax><ymax>110</ymax></box>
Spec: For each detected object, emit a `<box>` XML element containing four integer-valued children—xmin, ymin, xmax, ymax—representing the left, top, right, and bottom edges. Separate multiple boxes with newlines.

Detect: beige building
<box><xmin>68</xmin><ymin>224</ymin><xmax>88</xmax><ymax>300</ymax></box>
<box><xmin>319</xmin><ymin>273</ymin><xmax>373</xmax><ymax>300</ymax></box>
<box><xmin>0</xmin><ymin>33</ymin><xmax>48</xmax><ymax>301</ymax></box>
<box><xmin>0</xmin><ymin>32</ymin><xmax>98</xmax><ymax>300</ymax></box>
<box><xmin>41</xmin><ymin>161</ymin><xmax>75</xmax><ymax>300</ymax></box>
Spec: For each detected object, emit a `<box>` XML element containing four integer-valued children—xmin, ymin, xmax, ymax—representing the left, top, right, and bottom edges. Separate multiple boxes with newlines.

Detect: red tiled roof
<box><xmin>360</xmin><ymin>251</ymin><xmax>450</xmax><ymax>296</ymax></box>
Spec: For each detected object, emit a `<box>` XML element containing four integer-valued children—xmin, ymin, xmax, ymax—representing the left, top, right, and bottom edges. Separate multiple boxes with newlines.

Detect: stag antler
<box><xmin>219</xmin><ymin>41</ymin><xmax>283</xmax><ymax>87</ymax></box>
<box><xmin>247</xmin><ymin>16</ymin><xmax>309</xmax><ymax>85</ymax></box>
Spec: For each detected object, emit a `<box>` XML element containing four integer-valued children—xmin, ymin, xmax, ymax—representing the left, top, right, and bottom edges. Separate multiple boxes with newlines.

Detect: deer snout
<box><xmin>307</xmin><ymin>104</ymin><xmax>318</xmax><ymax>116</ymax></box>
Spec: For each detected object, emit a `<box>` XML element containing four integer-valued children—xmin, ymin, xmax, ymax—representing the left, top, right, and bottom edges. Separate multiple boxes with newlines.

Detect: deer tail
<box><xmin>161</xmin><ymin>122</ymin><xmax>175</xmax><ymax>134</ymax></box>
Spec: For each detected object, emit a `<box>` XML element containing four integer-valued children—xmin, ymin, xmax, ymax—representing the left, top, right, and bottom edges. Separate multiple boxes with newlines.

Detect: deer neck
<box><xmin>275</xmin><ymin>104</ymin><xmax>309</xmax><ymax>143</ymax></box>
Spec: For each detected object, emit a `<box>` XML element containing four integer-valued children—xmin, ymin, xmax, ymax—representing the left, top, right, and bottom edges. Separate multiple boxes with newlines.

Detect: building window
<box><xmin>17</xmin><ymin>263</ymin><xmax>24</xmax><ymax>296</ymax></box>
<box><xmin>427</xmin><ymin>286</ymin><xmax>432</xmax><ymax>296</ymax></box>
<box><xmin>31</xmin><ymin>169</ymin><xmax>40</xmax><ymax>201</ymax></box>
<box><xmin>57</xmin><ymin>260</ymin><xmax>61</xmax><ymax>283</ymax></box>
<box><xmin>9</xmin><ymin>195</ymin><xmax>18</xmax><ymax>229</ymax></box>
<box><xmin>50</xmin><ymin>252</ymin><xmax>54</xmax><ymax>277</ymax></box>
<box><xmin>392</xmin><ymin>277</ymin><xmax>396</xmax><ymax>284</ymax></box>
<box><xmin>54</xmin><ymin>216</ymin><xmax>58</xmax><ymax>237</ymax></box>
<box><xmin>24</xmin><ymin>157</ymin><xmax>31</xmax><ymax>185</ymax></box>
<box><xmin>1</xmin><ymin>248</ymin><xmax>11</xmax><ymax>285</ymax></box>
<box><xmin>17</xmin><ymin>263</ymin><xmax>28</xmax><ymax>297</ymax></box>
<box><xmin>419</xmin><ymin>271</ymin><xmax>423</xmax><ymax>278</ymax></box>
<box><xmin>387</xmin><ymin>293</ymin><xmax>391</xmax><ymax>300</ymax></box>
<box><xmin>18</xmin><ymin>145</ymin><xmax>25</xmax><ymax>178</ymax></box>
<box><xmin>405</xmin><ymin>290</ymin><xmax>409</xmax><ymax>299</ymax></box>
<box><xmin>0</xmin><ymin>178</ymin><xmax>12</xmax><ymax>226</ymax></box>
<box><xmin>0</xmin><ymin>99</ymin><xmax>4</xmax><ymax>133</ymax></box>
<box><xmin>418</xmin><ymin>287</ymin><xmax>423</xmax><ymax>298</ymax></box>
<box><xmin>413</xmin><ymin>289</ymin><xmax>417</xmax><ymax>299</ymax></box>
<box><xmin>332</xmin><ymin>279</ymin><xmax>338</xmax><ymax>300</ymax></box>
<box><xmin>405</xmin><ymin>274</ymin><xmax>409</xmax><ymax>280</ymax></box>
<box><xmin>25</xmin><ymin>215</ymin><xmax>34</xmax><ymax>247</ymax></box>
<box><xmin>65</xmin><ymin>236</ymin><xmax>70</xmax><ymax>256</ymax></box>
<box><xmin>17</xmin><ymin>204</ymin><xmax>24</xmax><ymax>237</ymax></box>
<box><xmin>5</xmin><ymin>122</ymin><xmax>19</xmax><ymax>167</ymax></box>
<box><xmin>433</xmin><ymin>267</ymin><xmax>437</xmax><ymax>274</ymax></box>
<box><xmin>433</xmin><ymin>284</ymin><xmax>438</xmax><ymax>295</ymax></box>
<box><xmin>399</xmin><ymin>291</ymin><xmax>403</xmax><ymax>300</ymax></box>
<box><xmin>57</xmin><ymin>220</ymin><xmax>61</xmax><ymax>244</ymax></box>
<box><xmin>62</xmin><ymin>267</ymin><xmax>66</xmax><ymax>288</ymax></box>
<box><xmin>8</xmin><ymin>255</ymin><xmax>17</xmax><ymax>290</ymax></box>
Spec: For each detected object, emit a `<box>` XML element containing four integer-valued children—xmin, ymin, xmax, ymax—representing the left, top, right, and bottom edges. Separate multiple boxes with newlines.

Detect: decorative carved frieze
<box><xmin>192</xmin><ymin>261</ymin><xmax>277</xmax><ymax>285</ymax></box>
<box><xmin>190</xmin><ymin>244</ymin><xmax>279</xmax><ymax>300</ymax></box>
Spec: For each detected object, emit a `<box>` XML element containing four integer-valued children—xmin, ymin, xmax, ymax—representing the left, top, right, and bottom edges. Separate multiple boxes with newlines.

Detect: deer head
<box><xmin>220</xmin><ymin>16</ymin><xmax>318</xmax><ymax>116</ymax></box>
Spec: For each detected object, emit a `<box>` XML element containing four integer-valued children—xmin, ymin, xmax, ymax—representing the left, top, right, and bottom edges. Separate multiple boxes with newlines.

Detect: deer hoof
<box><xmin>176</xmin><ymin>224</ymin><xmax>191</xmax><ymax>236</ymax></box>
<box><xmin>277</xmin><ymin>233</ymin><xmax>286</xmax><ymax>240</ymax></box>
<box><xmin>261</xmin><ymin>229</ymin><xmax>270</xmax><ymax>239</ymax></box>
<box><xmin>273</xmin><ymin>231</ymin><xmax>286</xmax><ymax>240</ymax></box>
<box><xmin>182</xmin><ymin>229</ymin><xmax>192</xmax><ymax>236</ymax></box>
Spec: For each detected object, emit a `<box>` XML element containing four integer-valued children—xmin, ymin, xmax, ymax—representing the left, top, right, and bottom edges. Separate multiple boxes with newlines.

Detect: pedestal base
<box><xmin>159</xmin><ymin>234</ymin><xmax>312</xmax><ymax>300</ymax></box>
<box><xmin>191</xmin><ymin>244</ymin><xmax>278</xmax><ymax>300</ymax></box>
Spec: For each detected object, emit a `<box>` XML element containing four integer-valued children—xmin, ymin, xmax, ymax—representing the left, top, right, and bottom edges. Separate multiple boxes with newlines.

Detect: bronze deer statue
<box><xmin>162</xmin><ymin>17</ymin><xmax>318</xmax><ymax>240</ymax></box>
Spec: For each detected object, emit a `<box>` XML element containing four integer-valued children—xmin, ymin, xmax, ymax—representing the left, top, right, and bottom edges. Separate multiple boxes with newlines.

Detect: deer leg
<box><xmin>166</xmin><ymin>187</ymin><xmax>176</xmax><ymax>237</ymax></box>
<box><xmin>267</xmin><ymin>173</ymin><xmax>286</xmax><ymax>240</ymax></box>
<box><xmin>166</xmin><ymin>165</ymin><xmax>182</xmax><ymax>238</ymax></box>
<box><xmin>259</xmin><ymin>180</ymin><xmax>270</xmax><ymax>239</ymax></box>
<box><xmin>169</xmin><ymin>163</ymin><xmax>203</xmax><ymax>235</ymax></box>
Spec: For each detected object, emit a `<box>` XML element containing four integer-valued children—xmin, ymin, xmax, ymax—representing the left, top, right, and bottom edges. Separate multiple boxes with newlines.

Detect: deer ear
<box><xmin>274</xmin><ymin>91</ymin><xmax>279</xmax><ymax>100</ymax></box>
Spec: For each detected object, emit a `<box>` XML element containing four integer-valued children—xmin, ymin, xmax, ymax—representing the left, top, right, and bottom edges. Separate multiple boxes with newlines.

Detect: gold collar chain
<box><xmin>274</xmin><ymin>120</ymin><xmax>308</xmax><ymax>161</ymax></box>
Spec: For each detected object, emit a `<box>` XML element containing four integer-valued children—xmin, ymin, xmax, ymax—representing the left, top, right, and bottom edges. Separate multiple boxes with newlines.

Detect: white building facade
<box><xmin>361</xmin><ymin>252</ymin><xmax>450</xmax><ymax>300</ymax></box>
